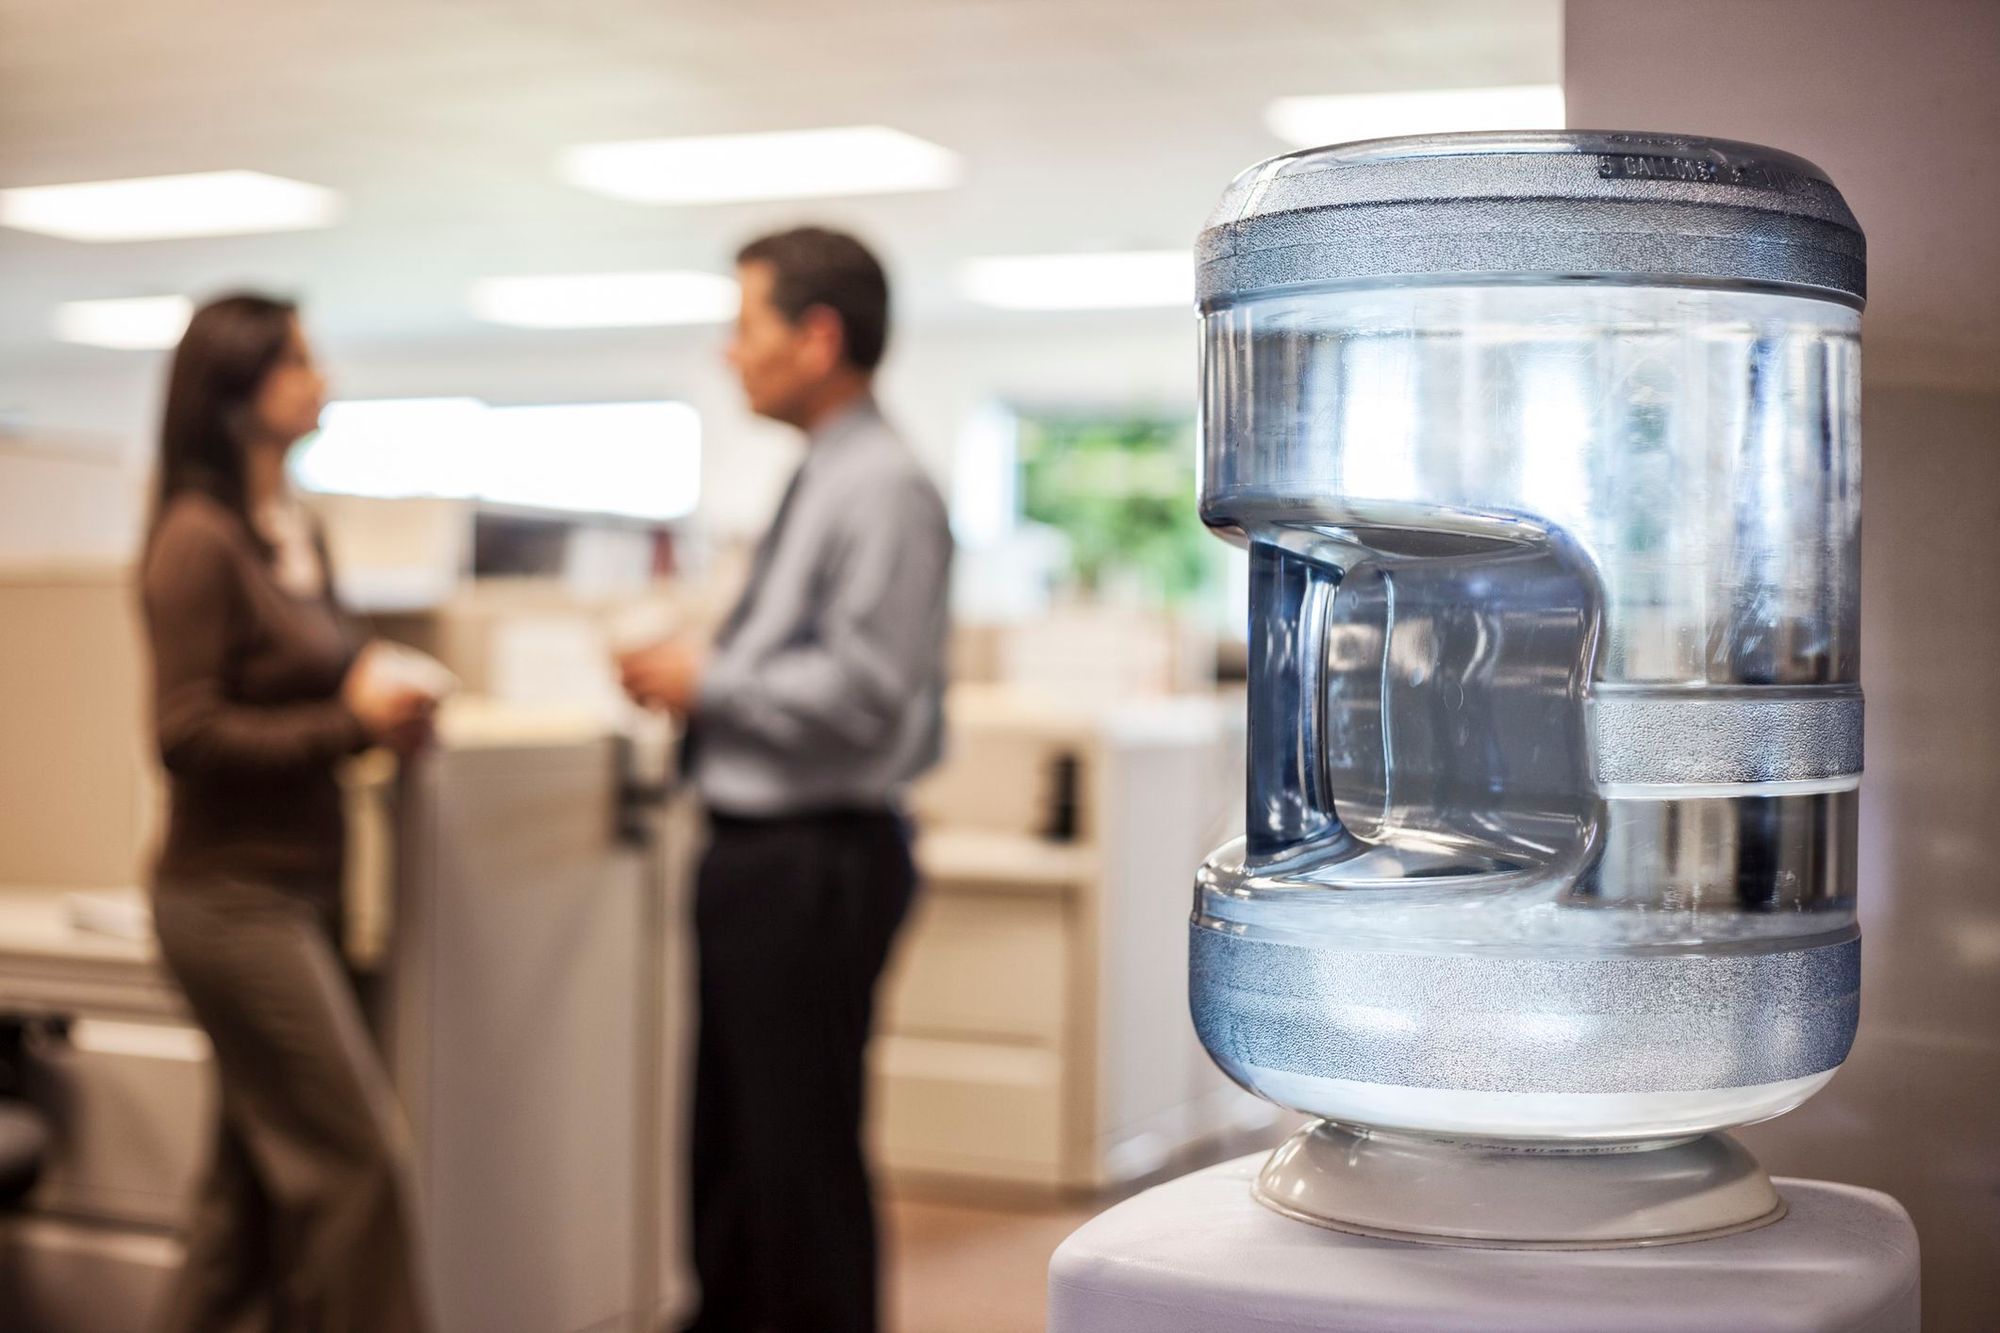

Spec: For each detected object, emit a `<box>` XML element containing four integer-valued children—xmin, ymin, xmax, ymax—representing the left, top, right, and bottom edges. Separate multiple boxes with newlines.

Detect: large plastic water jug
<box><xmin>1190</xmin><ymin>131</ymin><xmax>1865</xmax><ymax>1244</ymax></box>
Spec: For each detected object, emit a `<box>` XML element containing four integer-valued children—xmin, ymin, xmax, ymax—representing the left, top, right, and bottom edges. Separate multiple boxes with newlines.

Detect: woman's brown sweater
<box><xmin>141</xmin><ymin>492</ymin><xmax>369</xmax><ymax>881</ymax></box>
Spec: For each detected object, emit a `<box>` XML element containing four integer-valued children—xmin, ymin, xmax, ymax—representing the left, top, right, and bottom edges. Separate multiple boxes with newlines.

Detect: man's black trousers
<box><xmin>684</xmin><ymin>808</ymin><xmax>917</xmax><ymax>1333</ymax></box>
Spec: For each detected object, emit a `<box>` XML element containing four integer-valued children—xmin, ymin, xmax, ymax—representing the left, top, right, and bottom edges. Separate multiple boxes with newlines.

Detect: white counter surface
<box><xmin>0</xmin><ymin>887</ymin><xmax>154</xmax><ymax>967</ymax></box>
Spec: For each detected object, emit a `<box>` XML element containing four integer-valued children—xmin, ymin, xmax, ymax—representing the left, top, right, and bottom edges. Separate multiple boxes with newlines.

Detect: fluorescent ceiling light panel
<box><xmin>471</xmin><ymin>271</ymin><xmax>738</xmax><ymax>329</ymax></box>
<box><xmin>52</xmin><ymin>295</ymin><xmax>194</xmax><ymax>349</ymax></box>
<box><xmin>560</xmin><ymin>126</ymin><xmax>962</xmax><ymax>205</ymax></box>
<box><xmin>959</xmin><ymin>251</ymin><xmax>1194</xmax><ymax>311</ymax></box>
<box><xmin>1264</xmin><ymin>85</ymin><xmax>1564</xmax><ymax>149</ymax></box>
<box><xmin>0</xmin><ymin>171</ymin><xmax>341</xmax><ymax>242</ymax></box>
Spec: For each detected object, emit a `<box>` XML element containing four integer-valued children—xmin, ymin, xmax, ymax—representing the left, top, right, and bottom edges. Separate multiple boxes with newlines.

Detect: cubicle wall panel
<box><xmin>1092</xmin><ymin>714</ymin><xmax>1245</xmax><ymax>1164</ymax></box>
<box><xmin>0</xmin><ymin>572</ymin><xmax>157</xmax><ymax>889</ymax></box>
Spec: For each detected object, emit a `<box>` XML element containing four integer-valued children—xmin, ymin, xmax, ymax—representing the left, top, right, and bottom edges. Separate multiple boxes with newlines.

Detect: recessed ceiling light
<box><xmin>470</xmin><ymin>271</ymin><xmax>739</xmax><ymax>329</ymax></box>
<box><xmin>0</xmin><ymin>171</ymin><xmax>342</xmax><ymax>242</ymax></box>
<box><xmin>1264</xmin><ymin>85</ymin><xmax>1565</xmax><ymax>149</ymax></box>
<box><xmin>559</xmin><ymin>126</ymin><xmax>963</xmax><ymax>205</ymax></box>
<box><xmin>52</xmin><ymin>295</ymin><xmax>194</xmax><ymax>349</ymax></box>
<box><xmin>959</xmin><ymin>252</ymin><xmax>1193</xmax><ymax>311</ymax></box>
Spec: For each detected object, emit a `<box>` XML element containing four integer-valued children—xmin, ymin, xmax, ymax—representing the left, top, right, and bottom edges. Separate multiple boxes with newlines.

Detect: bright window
<box><xmin>291</xmin><ymin>398</ymin><xmax>700</xmax><ymax>522</ymax></box>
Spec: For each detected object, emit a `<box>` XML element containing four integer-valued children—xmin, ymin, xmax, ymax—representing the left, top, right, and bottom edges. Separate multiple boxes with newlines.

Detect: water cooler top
<box><xmin>1196</xmin><ymin>130</ymin><xmax>1866</xmax><ymax>308</ymax></box>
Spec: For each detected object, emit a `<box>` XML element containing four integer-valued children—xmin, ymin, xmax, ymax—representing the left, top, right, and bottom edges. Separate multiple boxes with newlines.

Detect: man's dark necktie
<box><xmin>678</xmin><ymin>461</ymin><xmax>810</xmax><ymax>782</ymax></box>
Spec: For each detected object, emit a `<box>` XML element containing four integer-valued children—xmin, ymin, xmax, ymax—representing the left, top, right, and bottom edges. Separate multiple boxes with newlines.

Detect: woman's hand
<box><xmin>342</xmin><ymin>644</ymin><xmax>439</xmax><ymax>756</ymax></box>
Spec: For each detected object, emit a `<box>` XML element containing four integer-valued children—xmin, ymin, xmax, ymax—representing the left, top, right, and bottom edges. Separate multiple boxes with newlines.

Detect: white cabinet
<box><xmin>0</xmin><ymin>890</ymin><xmax>207</xmax><ymax>1333</ymax></box>
<box><xmin>873</xmin><ymin>688</ymin><xmax>1255</xmax><ymax>1192</ymax></box>
<box><xmin>384</xmin><ymin>707</ymin><xmax>677</xmax><ymax>1333</ymax></box>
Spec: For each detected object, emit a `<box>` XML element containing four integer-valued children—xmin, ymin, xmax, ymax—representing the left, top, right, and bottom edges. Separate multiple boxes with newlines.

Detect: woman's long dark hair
<box><xmin>149</xmin><ymin>292</ymin><xmax>299</xmax><ymax>552</ymax></box>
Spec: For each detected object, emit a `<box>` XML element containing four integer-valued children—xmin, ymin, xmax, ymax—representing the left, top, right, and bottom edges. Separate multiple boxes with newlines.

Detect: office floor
<box><xmin>885</xmin><ymin>1193</ymin><xmax>1100</xmax><ymax>1333</ymax></box>
<box><xmin>880</xmin><ymin>1118</ymin><xmax>1294</xmax><ymax>1333</ymax></box>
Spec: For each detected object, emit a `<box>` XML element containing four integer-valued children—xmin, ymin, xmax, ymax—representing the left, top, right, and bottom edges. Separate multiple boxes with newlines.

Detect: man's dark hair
<box><xmin>736</xmin><ymin>226</ymin><xmax>890</xmax><ymax>372</ymax></box>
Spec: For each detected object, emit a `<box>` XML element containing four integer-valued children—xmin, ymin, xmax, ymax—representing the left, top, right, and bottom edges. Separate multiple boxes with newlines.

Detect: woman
<box><xmin>140</xmin><ymin>293</ymin><xmax>434</xmax><ymax>1333</ymax></box>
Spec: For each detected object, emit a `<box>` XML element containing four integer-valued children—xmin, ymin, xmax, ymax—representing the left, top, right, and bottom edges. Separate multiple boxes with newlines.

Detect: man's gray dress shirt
<box><xmin>691</xmin><ymin>395</ymin><xmax>953</xmax><ymax>817</ymax></box>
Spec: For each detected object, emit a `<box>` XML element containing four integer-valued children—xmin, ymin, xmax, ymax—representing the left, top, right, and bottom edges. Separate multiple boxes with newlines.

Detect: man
<box><xmin>620</xmin><ymin>227</ymin><xmax>952</xmax><ymax>1333</ymax></box>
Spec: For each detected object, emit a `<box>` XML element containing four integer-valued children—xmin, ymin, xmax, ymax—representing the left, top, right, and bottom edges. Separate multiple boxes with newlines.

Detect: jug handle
<box><xmin>1243</xmin><ymin>533</ymin><xmax>1596</xmax><ymax>879</ymax></box>
<box><xmin>1244</xmin><ymin>541</ymin><xmax>1354</xmax><ymax>865</ymax></box>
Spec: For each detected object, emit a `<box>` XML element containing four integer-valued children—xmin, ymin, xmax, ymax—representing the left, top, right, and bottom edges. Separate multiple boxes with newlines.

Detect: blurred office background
<box><xmin>1</xmin><ymin>1</ymin><xmax>1996</xmax><ymax>1330</ymax></box>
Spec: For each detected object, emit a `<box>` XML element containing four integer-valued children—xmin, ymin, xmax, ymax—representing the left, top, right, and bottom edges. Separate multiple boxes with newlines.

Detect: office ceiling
<box><xmin>0</xmin><ymin>0</ymin><xmax>1558</xmax><ymax>422</ymax></box>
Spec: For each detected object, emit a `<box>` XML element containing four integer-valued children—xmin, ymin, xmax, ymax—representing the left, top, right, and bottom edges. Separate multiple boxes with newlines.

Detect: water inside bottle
<box><xmin>1208</xmin><ymin>283</ymin><xmax>1860</xmax><ymax>956</ymax></box>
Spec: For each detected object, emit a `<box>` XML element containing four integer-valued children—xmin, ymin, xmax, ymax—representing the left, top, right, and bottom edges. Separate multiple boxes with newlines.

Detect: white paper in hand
<box><xmin>364</xmin><ymin>642</ymin><xmax>461</xmax><ymax>703</ymax></box>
